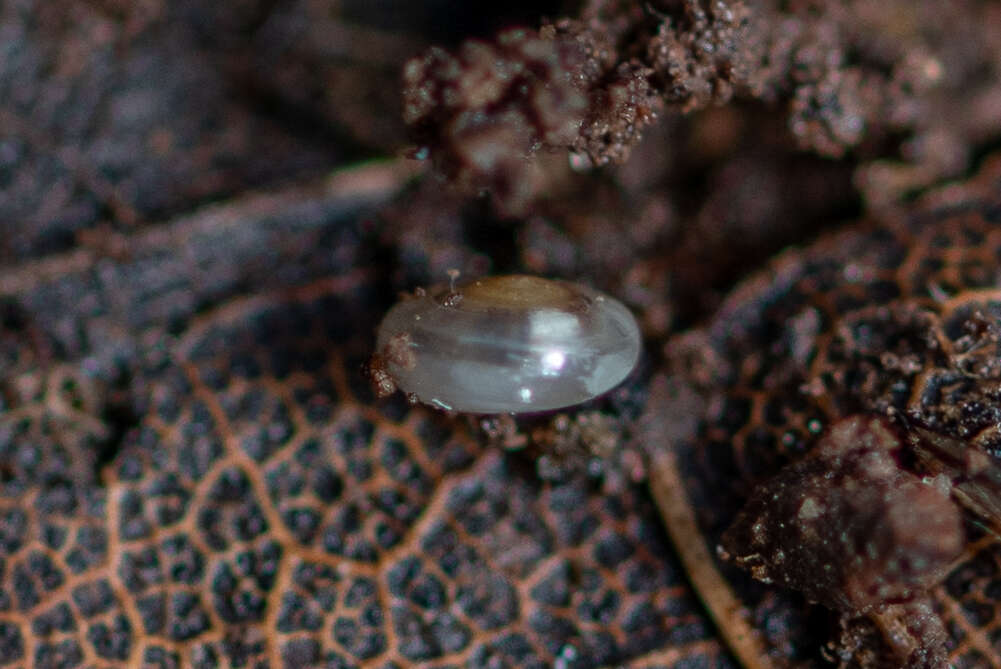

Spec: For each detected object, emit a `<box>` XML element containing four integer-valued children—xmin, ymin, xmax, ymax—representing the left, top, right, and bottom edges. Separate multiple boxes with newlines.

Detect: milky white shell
<box><xmin>375</xmin><ymin>275</ymin><xmax>641</xmax><ymax>413</ymax></box>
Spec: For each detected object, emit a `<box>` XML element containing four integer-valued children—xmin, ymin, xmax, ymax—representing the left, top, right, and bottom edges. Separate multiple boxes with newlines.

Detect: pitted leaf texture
<box><xmin>1</xmin><ymin>275</ymin><xmax>730</xmax><ymax>668</ymax></box>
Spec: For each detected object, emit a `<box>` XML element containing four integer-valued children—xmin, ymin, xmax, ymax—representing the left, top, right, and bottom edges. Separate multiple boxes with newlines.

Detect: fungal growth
<box><xmin>371</xmin><ymin>275</ymin><xmax>641</xmax><ymax>413</ymax></box>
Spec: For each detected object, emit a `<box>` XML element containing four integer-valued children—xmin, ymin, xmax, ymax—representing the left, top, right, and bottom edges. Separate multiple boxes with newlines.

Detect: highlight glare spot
<box><xmin>542</xmin><ymin>349</ymin><xmax>567</xmax><ymax>374</ymax></box>
<box><xmin>372</xmin><ymin>275</ymin><xmax>641</xmax><ymax>413</ymax></box>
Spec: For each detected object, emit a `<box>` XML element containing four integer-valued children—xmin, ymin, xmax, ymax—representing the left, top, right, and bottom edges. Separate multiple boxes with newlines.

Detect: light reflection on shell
<box><xmin>375</xmin><ymin>275</ymin><xmax>642</xmax><ymax>413</ymax></box>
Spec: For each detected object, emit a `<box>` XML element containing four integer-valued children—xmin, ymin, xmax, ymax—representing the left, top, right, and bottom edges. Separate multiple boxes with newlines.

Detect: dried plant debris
<box><xmin>826</xmin><ymin>600</ymin><xmax>951</xmax><ymax>669</ymax></box>
<box><xmin>720</xmin><ymin>416</ymin><xmax>962</xmax><ymax>615</ymax></box>
<box><xmin>403</xmin><ymin>0</ymin><xmax>1001</xmax><ymax>211</ymax></box>
<box><xmin>667</xmin><ymin>175</ymin><xmax>1001</xmax><ymax>665</ymax></box>
<box><xmin>479</xmin><ymin>407</ymin><xmax>649</xmax><ymax>495</ymax></box>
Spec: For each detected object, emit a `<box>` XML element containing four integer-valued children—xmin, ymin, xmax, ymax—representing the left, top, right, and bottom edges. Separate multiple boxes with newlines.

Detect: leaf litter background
<box><xmin>1</xmin><ymin>0</ymin><xmax>1001</xmax><ymax>667</ymax></box>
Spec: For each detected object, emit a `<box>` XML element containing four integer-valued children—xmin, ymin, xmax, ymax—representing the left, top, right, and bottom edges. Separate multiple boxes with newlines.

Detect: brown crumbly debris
<box><xmin>720</xmin><ymin>416</ymin><xmax>963</xmax><ymax>615</ymax></box>
<box><xmin>477</xmin><ymin>405</ymin><xmax>649</xmax><ymax>495</ymax></box>
<box><xmin>402</xmin><ymin>26</ymin><xmax>599</xmax><ymax>213</ymax></box>
<box><xmin>826</xmin><ymin>600</ymin><xmax>949</xmax><ymax>669</ymax></box>
<box><xmin>479</xmin><ymin>413</ymin><xmax>529</xmax><ymax>450</ymax></box>
<box><xmin>438</xmin><ymin>290</ymin><xmax>464</xmax><ymax>308</ymax></box>
<box><xmin>381</xmin><ymin>331</ymin><xmax>417</xmax><ymax>370</ymax></box>
<box><xmin>365</xmin><ymin>332</ymin><xmax>416</xmax><ymax>398</ymax></box>
<box><xmin>403</xmin><ymin>0</ymin><xmax>1001</xmax><ymax>210</ymax></box>
<box><xmin>870</xmin><ymin>601</ymin><xmax>951</xmax><ymax>669</ymax></box>
<box><xmin>401</xmin><ymin>1</ymin><xmax>745</xmax><ymax>211</ymax></box>
<box><xmin>528</xmin><ymin>411</ymin><xmax>628</xmax><ymax>475</ymax></box>
<box><xmin>362</xmin><ymin>352</ymin><xmax>397</xmax><ymax>398</ymax></box>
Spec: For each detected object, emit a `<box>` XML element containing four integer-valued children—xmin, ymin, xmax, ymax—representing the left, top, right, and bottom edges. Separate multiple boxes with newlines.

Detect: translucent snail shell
<box><xmin>374</xmin><ymin>275</ymin><xmax>641</xmax><ymax>413</ymax></box>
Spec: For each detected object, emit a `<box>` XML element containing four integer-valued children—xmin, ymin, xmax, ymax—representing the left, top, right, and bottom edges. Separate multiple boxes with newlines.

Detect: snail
<box><xmin>369</xmin><ymin>275</ymin><xmax>641</xmax><ymax>413</ymax></box>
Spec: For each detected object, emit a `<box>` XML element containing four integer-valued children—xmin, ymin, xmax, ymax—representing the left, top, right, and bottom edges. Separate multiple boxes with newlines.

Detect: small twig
<box><xmin>643</xmin><ymin>376</ymin><xmax>778</xmax><ymax>669</ymax></box>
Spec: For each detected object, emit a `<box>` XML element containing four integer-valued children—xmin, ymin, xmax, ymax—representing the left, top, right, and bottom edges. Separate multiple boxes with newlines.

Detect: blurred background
<box><xmin>5</xmin><ymin>0</ymin><xmax>1000</xmax><ymax>334</ymax></box>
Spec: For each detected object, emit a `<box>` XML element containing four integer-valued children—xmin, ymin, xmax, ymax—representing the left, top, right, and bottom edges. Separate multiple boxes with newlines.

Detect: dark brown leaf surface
<box><xmin>3</xmin><ymin>1</ymin><xmax>1001</xmax><ymax>668</ymax></box>
<box><xmin>0</xmin><ymin>167</ymin><xmax>731</xmax><ymax>666</ymax></box>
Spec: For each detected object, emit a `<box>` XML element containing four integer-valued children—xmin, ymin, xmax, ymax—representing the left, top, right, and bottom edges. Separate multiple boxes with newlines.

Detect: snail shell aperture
<box><xmin>374</xmin><ymin>275</ymin><xmax>642</xmax><ymax>413</ymax></box>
